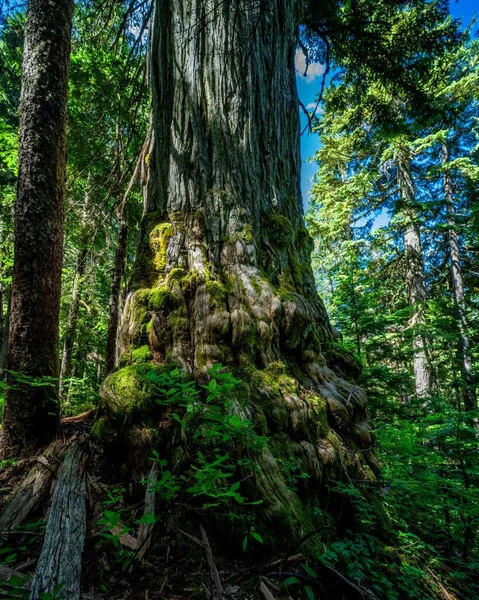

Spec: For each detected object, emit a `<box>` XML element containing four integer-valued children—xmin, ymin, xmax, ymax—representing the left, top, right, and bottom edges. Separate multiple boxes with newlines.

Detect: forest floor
<box><xmin>0</xmin><ymin>419</ymin><xmax>372</xmax><ymax>600</ymax></box>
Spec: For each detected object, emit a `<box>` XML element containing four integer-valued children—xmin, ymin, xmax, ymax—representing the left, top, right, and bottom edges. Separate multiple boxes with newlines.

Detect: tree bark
<box><xmin>0</xmin><ymin>284</ymin><xmax>9</xmax><ymax>376</ymax></box>
<box><xmin>396</xmin><ymin>147</ymin><xmax>431</xmax><ymax>398</ymax></box>
<box><xmin>101</xmin><ymin>0</ymin><xmax>379</xmax><ymax>540</ymax></box>
<box><xmin>105</xmin><ymin>211</ymin><xmax>128</xmax><ymax>374</ymax></box>
<box><xmin>29</xmin><ymin>441</ymin><xmax>88</xmax><ymax>600</ymax></box>
<box><xmin>0</xmin><ymin>439</ymin><xmax>66</xmax><ymax>532</ymax></box>
<box><xmin>1</xmin><ymin>0</ymin><xmax>74</xmax><ymax>458</ymax></box>
<box><xmin>441</xmin><ymin>144</ymin><xmax>476</xmax><ymax>411</ymax></box>
<box><xmin>59</xmin><ymin>189</ymin><xmax>91</xmax><ymax>397</ymax></box>
<box><xmin>59</xmin><ymin>246</ymin><xmax>87</xmax><ymax>399</ymax></box>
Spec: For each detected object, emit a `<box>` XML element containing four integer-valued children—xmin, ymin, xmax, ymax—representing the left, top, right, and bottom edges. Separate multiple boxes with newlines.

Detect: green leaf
<box><xmin>251</xmin><ymin>531</ymin><xmax>263</xmax><ymax>544</ymax></box>
<box><xmin>304</xmin><ymin>585</ymin><xmax>315</xmax><ymax>600</ymax></box>
<box><xmin>283</xmin><ymin>576</ymin><xmax>301</xmax><ymax>587</ymax></box>
<box><xmin>301</xmin><ymin>564</ymin><xmax>317</xmax><ymax>579</ymax></box>
<box><xmin>138</xmin><ymin>511</ymin><xmax>156</xmax><ymax>525</ymax></box>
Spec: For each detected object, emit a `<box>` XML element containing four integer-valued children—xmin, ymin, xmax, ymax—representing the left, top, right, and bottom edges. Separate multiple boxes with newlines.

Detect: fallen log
<box><xmin>0</xmin><ymin>565</ymin><xmax>30</xmax><ymax>595</ymax></box>
<box><xmin>61</xmin><ymin>409</ymin><xmax>95</xmax><ymax>423</ymax></box>
<box><xmin>0</xmin><ymin>439</ymin><xmax>66</xmax><ymax>533</ymax></box>
<box><xmin>137</xmin><ymin>461</ymin><xmax>158</xmax><ymax>561</ymax></box>
<box><xmin>29</xmin><ymin>441</ymin><xmax>88</xmax><ymax>600</ymax></box>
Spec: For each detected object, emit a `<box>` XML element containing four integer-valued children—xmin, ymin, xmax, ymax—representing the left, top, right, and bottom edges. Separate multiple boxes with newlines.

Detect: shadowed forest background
<box><xmin>0</xmin><ymin>0</ymin><xmax>478</xmax><ymax>599</ymax></box>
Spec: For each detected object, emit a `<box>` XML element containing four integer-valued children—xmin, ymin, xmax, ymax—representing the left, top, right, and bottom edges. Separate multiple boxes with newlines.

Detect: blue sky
<box><xmin>297</xmin><ymin>0</ymin><xmax>478</xmax><ymax>209</ymax></box>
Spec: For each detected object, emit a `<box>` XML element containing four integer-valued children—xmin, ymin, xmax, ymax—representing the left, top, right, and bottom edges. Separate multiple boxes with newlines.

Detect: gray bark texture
<box><xmin>396</xmin><ymin>147</ymin><xmax>431</xmax><ymax>398</ymax></box>
<box><xmin>442</xmin><ymin>144</ymin><xmax>476</xmax><ymax>410</ymax></box>
<box><xmin>0</xmin><ymin>439</ymin><xmax>66</xmax><ymax>532</ymax></box>
<box><xmin>0</xmin><ymin>285</ymin><xmax>9</xmax><ymax>375</ymax></box>
<box><xmin>29</xmin><ymin>441</ymin><xmax>88</xmax><ymax>600</ymax></box>
<box><xmin>101</xmin><ymin>0</ymin><xmax>380</xmax><ymax>539</ymax></box>
<box><xmin>105</xmin><ymin>212</ymin><xmax>128</xmax><ymax>374</ymax></box>
<box><xmin>1</xmin><ymin>0</ymin><xmax>74</xmax><ymax>458</ymax></box>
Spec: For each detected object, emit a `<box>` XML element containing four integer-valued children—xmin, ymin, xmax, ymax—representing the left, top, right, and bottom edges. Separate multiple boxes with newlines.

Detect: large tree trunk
<box><xmin>1</xmin><ymin>0</ymin><xmax>74</xmax><ymax>458</ymax></box>
<box><xmin>442</xmin><ymin>144</ymin><xmax>476</xmax><ymax>411</ymax></box>
<box><xmin>396</xmin><ymin>148</ymin><xmax>431</xmax><ymax>398</ymax></box>
<box><xmin>101</xmin><ymin>0</ymin><xmax>378</xmax><ymax>542</ymax></box>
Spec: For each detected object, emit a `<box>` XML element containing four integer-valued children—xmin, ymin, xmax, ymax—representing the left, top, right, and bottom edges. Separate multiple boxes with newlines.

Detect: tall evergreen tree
<box><xmin>1</xmin><ymin>0</ymin><xmax>74</xmax><ymax>458</ymax></box>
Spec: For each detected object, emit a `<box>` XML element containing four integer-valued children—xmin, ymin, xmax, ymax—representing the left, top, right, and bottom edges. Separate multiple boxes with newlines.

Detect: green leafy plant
<box><xmin>97</xmin><ymin>487</ymin><xmax>135</xmax><ymax>572</ymax></box>
<box><xmin>281</xmin><ymin>563</ymin><xmax>318</xmax><ymax>600</ymax></box>
<box><xmin>242</xmin><ymin>525</ymin><xmax>263</xmax><ymax>552</ymax></box>
<box><xmin>145</xmin><ymin>364</ymin><xmax>266</xmax><ymax>510</ymax></box>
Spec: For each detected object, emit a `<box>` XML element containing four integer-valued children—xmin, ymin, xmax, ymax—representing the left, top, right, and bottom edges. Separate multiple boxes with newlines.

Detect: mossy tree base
<box><xmin>99</xmin><ymin>0</ymin><xmax>383</xmax><ymax>552</ymax></box>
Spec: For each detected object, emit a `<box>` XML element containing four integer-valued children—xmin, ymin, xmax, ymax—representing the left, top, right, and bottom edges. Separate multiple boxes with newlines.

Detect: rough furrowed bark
<box><xmin>0</xmin><ymin>439</ymin><xmax>66</xmax><ymax>533</ymax></box>
<box><xmin>99</xmin><ymin>0</ymin><xmax>382</xmax><ymax>548</ymax></box>
<box><xmin>29</xmin><ymin>441</ymin><xmax>88</xmax><ymax>600</ymax></box>
<box><xmin>1</xmin><ymin>0</ymin><xmax>74</xmax><ymax>458</ymax></box>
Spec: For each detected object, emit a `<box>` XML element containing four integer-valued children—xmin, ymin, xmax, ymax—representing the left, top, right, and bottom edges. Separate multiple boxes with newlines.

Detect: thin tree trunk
<box><xmin>105</xmin><ymin>123</ymin><xmax>131</xmax><ymax>375</ymax></box>
<box><xmin>105</xmin><ymin>212</ymin><xmax>128</xmax><ymax>374</ymax></box>
<box><xmin>442</xmin><ymin>143</ymin><xmax>476</xmax><ymax>411</ymax></box>
<box><xmin>59</xmin><ymin>248</ymin><xmax>87</xmax><ymax>397</ymax></box>
<box><xmin>0</xmin><ymin>212</ymin><xmax>12</xmax><ymax>375</ymax></box>
<box><xmin>0</xmin><ymin>284</ymin><xmax>3</xmax><ymax>352</ymax></box>
<box><xmin>104</xmin><ymin>124</ymin><xmax>151</xmax><ymax>375</ymax></box>
<box><xmin>59</xmin><ymin>192</ymin><xmax>91</xmax><ymax>398</ymax></box>
<box><xmin>0</xmin><ymin>285</ymin><xmax>9</xmax><ymax>375</ymax></box>
<box><xmin>1</xmin><ymin>0</ymin><xmax>74</xmax><ymax>458</ymax></box>
<box><xmin>396</xmin><ymin>148</ymin><xmax>431</xmax><ymax>398</ymax></box>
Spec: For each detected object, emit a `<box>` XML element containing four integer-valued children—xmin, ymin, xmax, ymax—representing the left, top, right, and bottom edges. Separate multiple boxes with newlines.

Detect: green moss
<box><xmin>278</xmin><ymin>268</ymin><xmax>295</xmax><ymax>292</ymax></box>
<box><xmin>129</xmin><ymin>212</ymin><xmax>163</xmax><ymax>288</ymax></box>
<box><xmin>205</xmin><ymin>279</ymin><xmax>228</xmax><ymax>303</ymax></box>
<box><xmin>261</xmin><ymin>361</ymin><xmax>297</xmax><ymax>395</ymax></box>
<box><xmin>167</xmin><ymin>314</ymin><xmax>189</xmax><ymax>339</ymax></box>
<box><xmin>91</xmin><ymin>416</ymin><xmax>118</xmax><ymax>443</ymax></box>
<box><xmin>168</xmin><ymin>210</ymin><xmax>185</xmax><ymax>232</ymax></box>
<box><xmin>148</xmin><ymin>287</ymin><xmax>177</xmax><ymax>311</ymax></box>
<box><xmin>250</xmin><ymin>277</ymin><xmax>262</xmax><ymax>295</ymax></box>
<box><xmin>129</xmin><ymin>290</ymin><xmax>149</xmax><ymax>324</ymax></box>
<box><xmin>131</xmin><ymin>345</ymin><xmax>153</xmax><ymax>363</ymax></box>
<box><xmin>167</xmin><ymin>267</ymin><xmax>187</xmax><ymax>283</ymax></box>
<box><xmin>264</xmin><ymin>360</ymin><xmax>287</xmax><ymax>378</ymax></box>
<box><xmin>101</xmin><ymin>364</ymin><xmax>165</xmax><ymax>420</ymax></box>
<box><xmin>145</xmin><ymin>318</ymin><xmax>154</xmax><ymax>335</ymax></box>
<box><xmin>225</xmin><ymin>224</ymin><xmax>255</xmax><ymax>245</ymax></box>
<box><xmin>179</xmin><ymin>269</ymin><xmax>201</xmax><ymax>293</ymax></box>
<box><xmin>288</xmin><ymin>248</ymin><xmax>303</xmax><ymax>288</ymax></box>
<box><xmin>264</xmin><ymin>213</ymin><xmax>294</xmax><ymax>245</ymax></box>
<box><xmin>136</xmin><ymin>288</ymin><xmax>150</xmax><ymax>302</ymax></box>
<box><xmin>149</xmin><ymin>222</ymin><xmax>174</xmax><ymax>273</ymax></box>
<box><xmin>304</xmin><ymin>391</ymin><xmax>329</xmax><ymax>437</ymax></box>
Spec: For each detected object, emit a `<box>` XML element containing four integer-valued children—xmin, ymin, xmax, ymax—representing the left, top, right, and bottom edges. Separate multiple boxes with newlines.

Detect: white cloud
<box><xmin>306</xmin><ymin>102</ymin><xmax>324</xmax><ymax>115</ymax></box>
<box><xmin>295</xmin><ymin>49</ymin><xmax>326</xmax><ymax>83</ymax></box>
